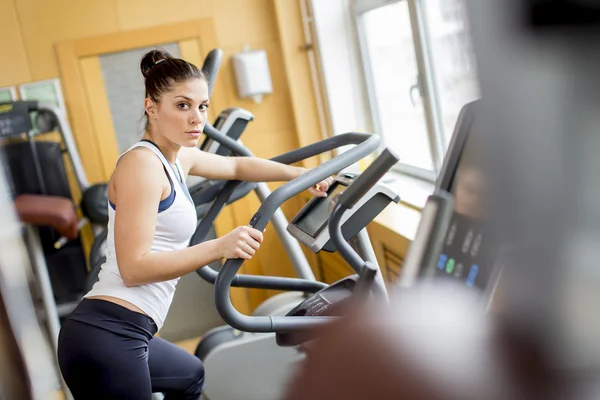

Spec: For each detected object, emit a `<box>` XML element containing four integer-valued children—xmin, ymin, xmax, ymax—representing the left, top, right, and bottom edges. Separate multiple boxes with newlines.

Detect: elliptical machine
<box><xmin>200</xmin><ymin>145</ymin><xmax>401</xmax><ymax>400</ymax></box>
<box><xmin>190</xmin><ymin>130</ymin><xmax>399</xmax><ymax>399</ymax></box>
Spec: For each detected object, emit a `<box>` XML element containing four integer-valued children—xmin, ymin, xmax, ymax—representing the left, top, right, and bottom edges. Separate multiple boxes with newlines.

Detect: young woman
<box><xmin>57</xmin><ymin>48</ymin><xmax>332</xmax><ymax>400</ymax></box>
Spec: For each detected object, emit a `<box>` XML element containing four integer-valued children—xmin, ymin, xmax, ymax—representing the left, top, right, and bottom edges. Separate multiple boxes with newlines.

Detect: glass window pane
<box><xmin>423</xmin><ymin>0</ymin><xmax>480</xmax><ymax>146</ymax></box>
<box><xmin>361</xmin><ymin>2</ymin><xmax>433</xmax><ymax>171</ymax></box>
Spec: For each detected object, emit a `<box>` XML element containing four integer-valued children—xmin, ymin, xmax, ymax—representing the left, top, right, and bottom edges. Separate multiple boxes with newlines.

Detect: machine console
<box><xmin>275</xmin><ymin>276</ymin><xmax>357</xmax><ymax>347</ymax></box>
<box><xmin>287</xmin><ymin>173</ymin><xmax>399</xmax><ymax>253</ymax></box>
<box><xmin>429</xmin><ymin>105</ymin><xmax>501</xmax><ymax>296</ymax></box>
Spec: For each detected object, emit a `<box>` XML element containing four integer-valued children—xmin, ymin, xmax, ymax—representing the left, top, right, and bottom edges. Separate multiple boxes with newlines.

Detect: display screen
<box><xmin>435</xmin><ymin>116</ymin><xmax>497</xmax><ymax>291</ymax></box>
<box><xmin>295</xmin><ymin>182</ymin><xmax>347</xmax><ymax>238</ymax></box>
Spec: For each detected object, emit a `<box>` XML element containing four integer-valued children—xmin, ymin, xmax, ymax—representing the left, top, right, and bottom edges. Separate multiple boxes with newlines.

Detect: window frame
<box><xmin>351</xmin><ymin>0</ymin><xmax>453</xmax><ymax>182</ymax></box>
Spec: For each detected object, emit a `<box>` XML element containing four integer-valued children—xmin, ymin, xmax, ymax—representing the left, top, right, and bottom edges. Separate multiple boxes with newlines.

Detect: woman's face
<box><xmin>145</xmin><ymin>78</ymin><xmax>210</xmax><ymax>148</ymax></box>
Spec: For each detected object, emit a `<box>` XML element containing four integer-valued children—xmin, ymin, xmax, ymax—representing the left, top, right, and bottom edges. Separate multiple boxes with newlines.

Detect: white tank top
<box><xmin>85</xmin><ymin>140</ymin><xmax>198</xmax><ymax>329</ymax></box>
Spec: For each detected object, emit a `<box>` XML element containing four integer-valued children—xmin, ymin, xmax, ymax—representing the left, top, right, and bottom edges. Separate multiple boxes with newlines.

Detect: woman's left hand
<box><xmin>307</xmin><ymin>176</ymin><xmax>334</xmax><ymax>198</ymax></box>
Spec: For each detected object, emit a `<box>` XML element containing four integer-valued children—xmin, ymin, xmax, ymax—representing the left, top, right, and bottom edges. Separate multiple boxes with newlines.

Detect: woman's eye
<box><xmin>199</xmin><ymin>104</ymin><xmax>209</xmax><ymax>111</ymax></box>
<box><xmin>178</xmin><ymin>103</ymin><xmax>190</xmax><ymax>109</ymax></box>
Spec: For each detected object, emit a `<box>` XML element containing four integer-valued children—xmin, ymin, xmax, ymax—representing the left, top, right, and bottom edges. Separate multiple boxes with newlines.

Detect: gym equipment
<box><xmin>466</xmin><ymin>0</ymin><xmax>600</xmax><ymax>376</ymax></box>
<box><xmin>284</xmin><ymin>3</ymin><xmax>600</xmax><ymax>397</ymax></box>
<box><xmin>213</xmin><ymin>135</ymin><xmax>394</xmax><ymax>328</ymax></box>
<box><xmin>279</xmin><ymin>98</ymin><xmax>505</xmax><ymax>399</ymax></box>
<box><xmin>193</xmin><ymin>132</ymin><xmax>397</xmax><ymax>400</ymax></box>
<box><xmin>187</xmin><ymin>121</ymin><xmax>326</xmax><ymax>366</ymax></box>
<box><xmin>0</xmin><ymin>101</ymin><xmax>104</xmax><ymax>332</ymax></box>
<box><xmin>188</xmin><ymin>108</ymin><xmax>256</xmax><ymax>222</ymax></box>
<box><xmin>215</xmin><ymin>102</ymin><xmax>503</xmax><ymax>400</ymax></box>
<box><xmin>0</xmin><ymin>166</ymin><xmax>59</xmax><ymax>400</ymax></box>
<box><xmin>397</xmin><ymin>100</ymin><xmax>503</xmax><ymax>308</ymax></box>
<box><xmin>200</xmin><ymin>142</ymin><xmax>399</xmax><ymax>400</ymax></box>
<box><xmin>0</xmin><ymin>100</ymin><xmax>99</xmax><ymax>400</ymax></box>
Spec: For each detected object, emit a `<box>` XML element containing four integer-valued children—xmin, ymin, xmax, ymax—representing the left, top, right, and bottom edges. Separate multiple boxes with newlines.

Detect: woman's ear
<box><xmin>144</xmin><ymin>98</ymin><xmax>156</xmax><ymax>119</ymax></box>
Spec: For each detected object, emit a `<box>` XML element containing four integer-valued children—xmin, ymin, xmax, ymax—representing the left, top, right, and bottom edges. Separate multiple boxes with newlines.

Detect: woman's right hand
<box><xmin>218</xmin><ymin>226</ymin><xmax>264</xmax><ymax>260</ymax></box>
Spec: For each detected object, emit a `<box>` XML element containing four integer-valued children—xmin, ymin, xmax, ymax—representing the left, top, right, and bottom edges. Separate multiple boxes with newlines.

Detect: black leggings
<box><xmin>57</xmin><ymin>298</ymin><xmax>204</xmax><ymax>400</ymax></box>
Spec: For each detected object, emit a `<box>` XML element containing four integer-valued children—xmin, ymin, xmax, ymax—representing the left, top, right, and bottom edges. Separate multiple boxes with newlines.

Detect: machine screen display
<box><xmin>435</xmin><ymin>117</ymin><xmax>497</xmax><ymax>291</ymax></box>
<box><xmin>295</xmin><ymin>182</ymin><xmax>347</xmax><ymax>238</ymax></box>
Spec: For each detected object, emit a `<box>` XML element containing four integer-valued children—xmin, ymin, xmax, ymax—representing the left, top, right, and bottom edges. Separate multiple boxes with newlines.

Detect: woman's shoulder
<box><xmin>119</xmin><ymin>145</ymin><xmax>163</xmax><ymax>167</ymax></box>
<box><xmin>112</xmin><ymin>147</ymin><xmax>166</xmax><ymax>184</ymax></box>
<box><xmin>108</xmin><ymin>146</ymin><xmax>168</xmax><ymax>203</ymax></box>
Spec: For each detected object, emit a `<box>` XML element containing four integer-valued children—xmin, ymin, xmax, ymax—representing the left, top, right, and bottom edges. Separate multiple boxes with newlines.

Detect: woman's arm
<box><xmin>113</xmin><ymin>149</ymin><xmax>263</xmax><ymax>287</ymax></box>
<box><xmin>181</xmin><ymin>147</ymin><xmax>332</xmax><ymax>196</ymax></box>
<box><xmin>234</xmin><ymin>157</ymin><xmax>306</xmax><ymax>182</ymax></box>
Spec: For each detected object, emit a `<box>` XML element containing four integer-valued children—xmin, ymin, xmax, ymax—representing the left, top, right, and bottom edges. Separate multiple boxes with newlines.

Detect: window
<box><xmin>356</xmin><ymin>0</ymin><xmax>479</xmax><ymax>179</ymax></box>
<box><xmin>308</xmin><ymin>0</ymin><xmax>479</xmax><ymax>181</ymax></box>
<box><xmin>422</xmin><ymin>0</ymin><xmax>479</xmax><ymax>146</ymax></box>
<box><xmin>358</xmin><ymin>1</ymin><xmax>434</xmax><ymax>171</ymax></box>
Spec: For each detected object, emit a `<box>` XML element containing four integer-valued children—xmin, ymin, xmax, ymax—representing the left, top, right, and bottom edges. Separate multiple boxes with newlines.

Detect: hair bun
<box><xmin>140</xmin><ymin>49</ymin><xmax>173</xmax><ymax>78</ymax></box>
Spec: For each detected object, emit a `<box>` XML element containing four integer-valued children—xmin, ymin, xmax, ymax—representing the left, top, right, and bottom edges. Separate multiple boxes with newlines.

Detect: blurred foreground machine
<box><xmin>284</xmin><ymin>1</ymin><xmax>600</xmax><ymax>399</ymax></box>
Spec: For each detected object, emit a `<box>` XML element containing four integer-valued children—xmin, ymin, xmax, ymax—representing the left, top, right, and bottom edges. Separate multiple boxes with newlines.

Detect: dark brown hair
<box><xmin>140</xmin><ymin>49</ymin><xmax>208</xmax><ymax>130</ymax></box>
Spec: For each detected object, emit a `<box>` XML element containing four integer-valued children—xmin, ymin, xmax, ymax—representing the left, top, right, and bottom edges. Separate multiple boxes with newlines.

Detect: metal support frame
<box><xmin>24</xmin><ymin>225</ymin><xmax>73</xmax><ymax>400</ymax></box>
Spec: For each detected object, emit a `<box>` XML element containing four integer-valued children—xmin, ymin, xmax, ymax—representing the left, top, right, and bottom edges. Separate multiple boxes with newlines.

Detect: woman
<box><xmin>57</xmin><ymin>48</ymin><xmax>332</xmax><ymax>400</ymax></box>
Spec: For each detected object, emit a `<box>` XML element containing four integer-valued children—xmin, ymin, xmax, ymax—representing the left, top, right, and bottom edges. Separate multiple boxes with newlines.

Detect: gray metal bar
<box><xmin>26</xmin><ymin>129</ymin><xmax>48</xmax><ymax>195</ymax></box>
<box><xmin>355</xmin><ymin>228</ymin><xmax>388</xmax><ymax>302</ymax></box>
<box><xmin>270</xmin><ymin>133</ymin><xmax>376</xmax><ymax>165</ymax></box>
<box><xmin>25</xmin><ymin>225</ymin><xmax>74</xmax><ymax>399</ymax></box>
<box><xmin>26</xmin><ymin>226</ymin><xmax>62</xmax><ymax>351</ymax></box>
<box><xmin>203</xmin><ymin>123</ymin><xmax>252</xmax><ymax>156</ymax></box>
<box><xmin>201</xmin><ymin>48</ymin><xmax>222</xmax><ymax>96</ymax></box>
<box><xmin>328</xmin><ymin>202</ymin><xmax>365</xmax><ymax>275</ymax></box>
<box><xmin>327</xmin><ymin>204</ymin><xmax>387</xmax><ymax>302</ymax></box>
<box><xmin>0</xmin><ymin>169</ymin><xmax>68</xmax><ymax>399</ymax></box>
<box><xmin>214</xmin><ymin>250</ymin><xmax>336</xmax><ymax>332</ymax></box>
<box><xmin>338</xmin><ymin>148</ymin><xmax>400</xmax><ymax>209</ymax></box>
<box><xmin>230</xmin><ymin>275</ymin><xmax>324</xmax><ymax>291</ymax></box>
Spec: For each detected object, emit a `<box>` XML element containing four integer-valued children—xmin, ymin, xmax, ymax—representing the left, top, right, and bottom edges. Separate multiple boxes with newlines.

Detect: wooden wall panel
<box><xmin>15</xmin><ymin>0</ymin><xmax>120</xmax><ymax>80</ymax></box>
<box><xmin>115</xmin><ymin>0</ymin><xmax>213</xmax><ymax>31</ymax></box>
<box><xmin>212</xmin><ymin>0</ymin><xmax>279</xmax><ymax>48</ymax></box>
<box><xmin>0</xmin><ymin>0</ymin><xmax>31</xmax><ymax>86</ymax></box>
<box><xmin>272</xmin><ymin>0</ymin><xmax>325</xmax><ymax>169</ymax></box>
<box><xmin>78</xmin><ymin>56</ymin><xmax>120</xmax><ymax>178</ymax></box>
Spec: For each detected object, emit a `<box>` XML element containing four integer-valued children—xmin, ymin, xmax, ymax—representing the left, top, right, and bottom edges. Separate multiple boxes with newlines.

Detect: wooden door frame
<box><xmin>55</xmin><ymin>19</ymin><xmax>222</xmax><ymax>183</ymax></box>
